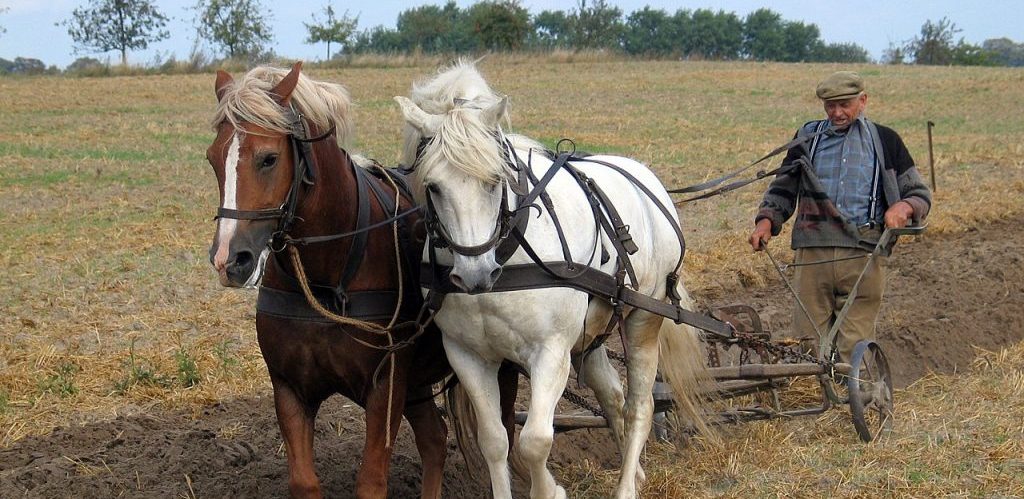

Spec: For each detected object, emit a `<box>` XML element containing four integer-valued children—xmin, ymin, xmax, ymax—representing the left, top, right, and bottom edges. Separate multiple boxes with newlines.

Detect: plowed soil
<box><xmin>2</xmin><ymin>219</ymin><xmax>1021</xmax><ymax>498</ymax></box>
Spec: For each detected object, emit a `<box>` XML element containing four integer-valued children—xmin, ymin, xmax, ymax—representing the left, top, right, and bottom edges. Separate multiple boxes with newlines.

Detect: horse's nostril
<box><xmin>234</xmin><ymin>250</ymin><xmax>253</xmax><ymax>268</ymax></box>
<box><xmin>449</xmin><ymin>273</ymin><xmax>467</xmax><ymax>292</ymax></box>
<box><xmin>489</xmin><ymin>267</ymin><xmax>502</xmax><ymax>283</ymax></box>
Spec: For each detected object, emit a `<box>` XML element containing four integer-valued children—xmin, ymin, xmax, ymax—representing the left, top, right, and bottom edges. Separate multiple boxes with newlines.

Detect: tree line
<box><xmin>0</xmin><ymin>0</ymin><xmax>1021</xmax><ymax>75</ymax></box>
<box><xmin>348</xmin><ymin>1</ymin><xmax>871</xmax><ymax>63</ymax></box>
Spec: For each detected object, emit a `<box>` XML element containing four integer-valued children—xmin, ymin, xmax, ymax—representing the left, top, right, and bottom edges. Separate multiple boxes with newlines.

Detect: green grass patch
<box><xmin>39</xmin><ymin>362</ymin><xmax>79</xmax><ymax>399</ymax></box>
<box><xmin>174</xmin><ymin>347</ymin><xmax>201</xmax><ymax>388</ymax></box>
<box><xmin>0</xmin><ymin>141</ymin><xmax>179</xmax><ymax>163</ymax></box>
<box><xmin>113</xmin><ymin>339</ymin><xmax>171</xmax><ymax>394</ymax></box>
<box><xmin>0</xmin><ymin>168</ymin><xmax>157</xmax><ymax>188</ymax></box>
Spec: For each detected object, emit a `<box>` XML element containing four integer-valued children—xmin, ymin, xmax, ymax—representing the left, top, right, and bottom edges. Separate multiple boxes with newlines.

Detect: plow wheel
<box><xmin>847</xmin><ymin>340</ymin><xmax>894</xmax><ymax>442</ymax></box>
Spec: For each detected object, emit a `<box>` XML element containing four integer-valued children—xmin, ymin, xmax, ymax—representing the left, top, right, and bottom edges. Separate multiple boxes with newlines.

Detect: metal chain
<box><xmin>606</xmin><ymin>349</ymin><xmax>627</xmax><ymax>364</ymax></box>
<box><xmin>732</xmin><ymin>331</ymin><xmax>828</xmax><ymax>368</ymax></box>
<box><xmin>557</xmin><ymin>327</ymin><xmax>837</xmax><ymax>417</ymax></box>
<box><xmin>562</xmin><ymin>387</ymin><xmax>605</xmax><ymax>417</ymax></box>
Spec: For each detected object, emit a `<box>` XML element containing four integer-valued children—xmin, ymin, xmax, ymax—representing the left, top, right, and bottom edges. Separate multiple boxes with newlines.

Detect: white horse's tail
<box><xmin>445</xmin><ymin>383</ymin><xmax>485</xmax><ymax>480</ymax></box>
<box><xmin>657</xmin><ymin>283</ymin><xmax>719</xmax><ymax>442</ymax></box>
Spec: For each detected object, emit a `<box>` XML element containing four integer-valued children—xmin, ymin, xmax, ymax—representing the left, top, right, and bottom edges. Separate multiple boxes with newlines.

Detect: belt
<box><xmin>857</xmin><ymin>221</ymin><xmax>883</xmax><ymax>234</ymax></box>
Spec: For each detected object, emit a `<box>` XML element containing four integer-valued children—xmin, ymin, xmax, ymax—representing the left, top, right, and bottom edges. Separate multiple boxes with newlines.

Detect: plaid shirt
<box><xmin>809</xmin><ymin>116</ymin><xmax>879</xmax><ymax>225</ymax></box>
<box><xmin>756</xmin><ymin>120</ymin><xmax>932</xmax><ymax>254</ymax></box>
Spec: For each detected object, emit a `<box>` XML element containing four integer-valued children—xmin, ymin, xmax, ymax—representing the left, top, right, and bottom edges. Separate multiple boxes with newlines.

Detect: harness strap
<box><xmin>668</xmin><ymin>125</ymin><xmax>834</xmax><ymax>196</ymax></box>
<box><xmin>257</xmin><ymin>285</ymin><xmax>407</xmax><ymax>323</ymax></box>
<box><xmin>334</xmin><ymin>160</ymin><xmax>372</xmax><ymax>304</ymax></box>
<box><xmin>569</xmin><ymin>156</ymin><xmax>687</xmax><ymax>272</ymax></box>
<box><xmin>421</xmin><ymin>261</ymin><xmax>735</xmax><ymax>338</ymax></box>
<box><xmin>278</xmin><ymin>110</ymin><xmax>316</xmax><ymax>234</ymax></box>
<box><xmin>286</xmin><ymin>205</ymin><xmax>421</xmax><ymax>245</ymax></box>
<box><xmin>865</xmin><ymin>119</ymin><xmax>885</xmax><ymax>223</ymax></box>
<box><xmin>495</xmin><ymin>151</ymin><xmax>574</xmax><ymax>265</ymax></box>
<box><xmin>493</xmin><ymin>148</ymin><xmax>534</xmax><ymax>264</ymax></box>
<box><xmin>564</xmin><ymin>168</ymin><xmax>638</xmax><ymax>288</ymax></box>
<box><xmin>215</xmin><ymin>207</ymin><xmax>284</xmax><ymax>221</ymax></box>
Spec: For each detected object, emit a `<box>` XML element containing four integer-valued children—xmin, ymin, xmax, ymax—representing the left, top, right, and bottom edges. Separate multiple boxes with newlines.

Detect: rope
<box><xmin>287</xmin><ymin>246</ymin><xmax>388</xmax><ymax>334</ymax></box>
<box><xmin>285</xmin><ymin>164</ymin><xmax>412</xmax><ymax>449</ymax></box>
<box><xmin>377</xmin><ymin>164</ymin><xmax>405</xmax><ymax>450</ymax></box>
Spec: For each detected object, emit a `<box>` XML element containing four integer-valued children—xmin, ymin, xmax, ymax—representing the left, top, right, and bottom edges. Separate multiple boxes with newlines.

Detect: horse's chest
<box><xmin>435</xmin><ymin>289</ymin><xmax>588</xmax><ymax>359</ymax></box>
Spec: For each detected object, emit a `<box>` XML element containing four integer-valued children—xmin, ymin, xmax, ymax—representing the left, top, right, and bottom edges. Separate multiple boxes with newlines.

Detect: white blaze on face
<box><xmin>213</xmin><ymin>133</ymin><xmax>241</xmax><ymax>270</ymax></box>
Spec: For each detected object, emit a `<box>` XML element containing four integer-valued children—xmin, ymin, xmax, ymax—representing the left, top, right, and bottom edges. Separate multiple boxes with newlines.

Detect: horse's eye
<box><xmin>426</xmin><ymin>183</ymin><xmax>440</xmax><ymax>195</ymax></box>
<box><xmin>259</xmin><ymin>154</ymin><xmax>278</xmax><ymax>169</ymax></box>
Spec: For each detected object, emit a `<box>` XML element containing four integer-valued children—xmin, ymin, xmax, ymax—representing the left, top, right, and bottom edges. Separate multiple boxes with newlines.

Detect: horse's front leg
<box><xmin>403</xmin><ymin>386</ymin><xmax>447</xmax><ymax>499</ymax></box>
<box><xmin>444</xmin><ymin>341</ymin><xmax>512</xmax><ymax>498</ymax></box>
<box><xmin>357</xmin><ymin>357</ymin><xmax>409</xmax><ymax>498</ymax></box>
<box><xmin>520</xmin><ymin>348</ymin><xmax>571</xmax><ymax>499</ymax></box>
<box><xmin>270</xmin><ymin>375</ymin><xmax>322</xmax><ymax>499</ymax></box>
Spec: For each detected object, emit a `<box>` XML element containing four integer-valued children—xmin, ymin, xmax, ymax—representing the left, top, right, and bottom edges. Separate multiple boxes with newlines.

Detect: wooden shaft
<box><xmin>708</xmin><ymin>362</ymin><xmax>852</xmax><ymax>379</ymax></box>
<box><xmin>927</xmin><ymin>121</ymin><xmax>937</xmax><ymax>192</ymax></box>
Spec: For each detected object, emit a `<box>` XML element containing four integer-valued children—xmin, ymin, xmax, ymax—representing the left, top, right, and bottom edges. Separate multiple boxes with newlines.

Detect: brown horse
<box><xmin>205</xmin><ymin>63</ymin><xmax>516</xmax><ymax>498</ymax></box>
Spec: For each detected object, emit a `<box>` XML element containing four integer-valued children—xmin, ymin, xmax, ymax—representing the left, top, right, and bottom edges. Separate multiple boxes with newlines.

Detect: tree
<box><xmin>881</xmin><ymin>41</ymin><xmax>906</xmax><ymax>64</ymax></box>
<box><xmin>350</xmin><ymin>26</ymin><xmax>404</xmax><ymax>53</ymax></box>
<box><xmin>531</xmin><ymin>10</ymin><xmax>570</xmax><ymax>49</ymax></box>
<box><xmin>742</xmin><ymin>8</ymin><xmax>785</xmax><ymax>61</ymax></box>
<box><xmin>304</xmin><ymin>3</ymin><xmax>358</xmax><ymax>59</ymax></box>
<box><xmin>66</xmin><ymin>56</ymin><xmax>107</xmax><ymax>74</ymax></box>
<box><xmin>395</xmin><ymin>2</ymin><xmax>465</xmax><ymax>52</ymax></box>
<box><xmin>568</xmin><ymin>0</ymin><xmax>623</xmax><ymax>50</ymax></box>
<box><xmin>465</xmin><ymin>0</ymin><xmax>530</xmax><ymax>51</ymax></box>
<box><xmin>908</xmin><ymin>17</ymin><xmax>959</xmax><ymax>65</ymax></box>
<box><xmin>194</xmin><ymin>0</ymin><xmax>274</xmax><ymax>60</ymax></box>
<box><xmin>951</xmin><ymin>41</ymin><xmax>995</xmax><ymax>66</ymax></box>
<box><xmin>7</xmin><ymin>57</ymin><xmax>47</xmax><ymax>75</ymax></box>
<box><xmin>60</xmin><ymin>0</ymin><xmax>169</xmax><ymax>66</ymax></box>
<box><xmin>685</xmin><ymin>9</ymin><xmax>742</xmax><ymax>60</ymax></box>
<box><xmin>982</xmin><ymin>37</ymin><xmax>1024</xmax><ymax>67</ymax></box>
<box><xmin>781</xmin><ymin>21</ymin><xmax>820</xmax><ymax>62</ymax></box>
<box><xmin>814</xmin><ymin>42</ymin><xmax>870</xmax><ymax>63</ymax></box>
<box><xmin>621</xmin><ymin>7</ymin><xmax>675</xmax><ymax>56</ymax></box>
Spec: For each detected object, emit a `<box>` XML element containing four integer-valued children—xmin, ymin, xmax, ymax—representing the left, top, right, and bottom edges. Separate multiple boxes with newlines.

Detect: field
<box><xmin>1</xmin><ymin>58</ymin><xmax>1022</xmax><ymax>497</ymax></box>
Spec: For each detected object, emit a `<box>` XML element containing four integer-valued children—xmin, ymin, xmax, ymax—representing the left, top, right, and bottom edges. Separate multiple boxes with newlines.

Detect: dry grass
<box><xmin>559</xmin><ymin>343</ymin><xmax>1024</xmax><ymax>497</ymax></box>
<box><xmin>1</xmin><ymin>58</ymin><xmax>1022</xmax><ymax>493</ymax></box>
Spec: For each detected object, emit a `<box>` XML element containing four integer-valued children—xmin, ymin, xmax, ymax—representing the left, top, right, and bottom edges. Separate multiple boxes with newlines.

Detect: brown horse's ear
<box><xmin>270</xmin><ymin>61</ymin><xmax>303</xmax><ymax>105</ymax></box>
<box><xmin>215</xmin><ymin>70</ymin><xmax>233</xmax><ymax>102</ymax></box>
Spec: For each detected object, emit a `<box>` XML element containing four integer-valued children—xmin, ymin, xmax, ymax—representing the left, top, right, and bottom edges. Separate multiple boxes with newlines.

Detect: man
<box><xmin>748</xmin><ymin>71</ymin><xmax>931</xmax><ymax>363</ymax></box>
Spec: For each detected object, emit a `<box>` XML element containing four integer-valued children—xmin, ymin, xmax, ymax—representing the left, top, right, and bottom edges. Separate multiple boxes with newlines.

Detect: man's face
<box><xmin>823</xmin><ymin>93</ymin><xmax>867</xmax><ymax>130</ymax></box>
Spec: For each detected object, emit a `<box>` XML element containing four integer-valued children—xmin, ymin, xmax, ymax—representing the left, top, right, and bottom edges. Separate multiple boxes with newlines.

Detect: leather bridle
<box><xmin>424</xmin><ymin>183</ymin><xmax>514</xmax><ymax>257</ymax></box>
<box><xmin>415</xmin><ymin>135</ymin><xmax>535</xmax><ymax>263</ymax></box>
<box><xmin>213</xmin><ymin>105</ymin><xmax>334</xmax><ymax>246</ymax></box>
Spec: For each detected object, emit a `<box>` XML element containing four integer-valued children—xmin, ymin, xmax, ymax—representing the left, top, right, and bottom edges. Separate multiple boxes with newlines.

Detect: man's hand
<box><xmin>884</xmin><ymin>201</ymin><xmax>915</xmax><ymax>229</ymax></box>
<box><xmin>749</xmin><ymin>218</ymin><xmax>773</xmax><ymax>251</ymax></box>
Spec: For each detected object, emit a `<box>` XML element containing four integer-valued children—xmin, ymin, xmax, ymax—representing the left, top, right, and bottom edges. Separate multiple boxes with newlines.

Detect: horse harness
<box><xmin>213</xmin><ymin>105</ymin><xmax>425</xmax><ymax>332</ymax></box>
<box><xmin>415</xmin><ymin>136</ymin><xmax>739</xmax><ymax>358</ymax></box>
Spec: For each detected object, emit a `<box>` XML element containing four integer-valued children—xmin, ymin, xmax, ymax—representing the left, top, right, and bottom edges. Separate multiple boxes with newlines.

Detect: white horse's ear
<box><xmin>394</xmin><ymin>96</ymin><xmax>442</xmax><ymax>136</ymax></box>
<box><xmin>481</xmin><ymin>96</ymin><xmax>508</xmax><ymax>127</ymax></box>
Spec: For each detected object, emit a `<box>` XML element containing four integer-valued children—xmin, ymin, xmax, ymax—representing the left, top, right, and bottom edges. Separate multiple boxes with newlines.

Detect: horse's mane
<box><xmin>212</xmin><ymin>65</ymin><xmax>355</xmax><ymax>148</ymax></box>
<box><xmin>401</xmin><ymin>59</ymin><xmax>543</xmax><ymax>190</ymax></box>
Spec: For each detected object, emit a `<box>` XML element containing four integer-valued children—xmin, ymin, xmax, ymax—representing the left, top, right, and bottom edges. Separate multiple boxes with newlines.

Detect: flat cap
<box><xmin>816</xmin><ymin>71</ymin><xmax>864</xmax><ymax>101</ymax></box>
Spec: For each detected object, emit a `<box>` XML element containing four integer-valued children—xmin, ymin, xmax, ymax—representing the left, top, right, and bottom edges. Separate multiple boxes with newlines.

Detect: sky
<box><xmin>0</xmin><ymin>0</ymin><xmax>1021</xmax><ymax>68</ymax></box>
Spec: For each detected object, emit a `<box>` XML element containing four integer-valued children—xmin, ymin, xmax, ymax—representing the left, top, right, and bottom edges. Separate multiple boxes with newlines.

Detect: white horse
<box><xmin>394</xmin><ymin>61</ymin><xmax>711</xmax><ymax>499</ymax></box>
